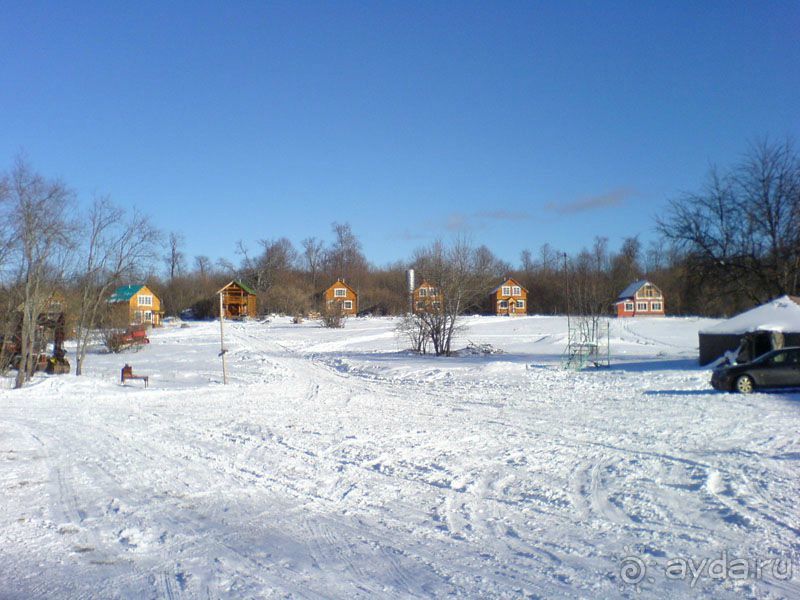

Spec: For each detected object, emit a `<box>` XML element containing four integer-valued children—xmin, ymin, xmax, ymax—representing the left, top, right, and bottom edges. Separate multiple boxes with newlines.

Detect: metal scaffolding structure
<box><xmin>562</xmin><ymin>316</ymin><xmax>611</xmax><ymax>370</ymax></box>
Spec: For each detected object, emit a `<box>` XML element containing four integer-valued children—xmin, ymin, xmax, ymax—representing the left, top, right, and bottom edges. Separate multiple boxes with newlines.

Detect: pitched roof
<box><xmin>326</xmin><ymin>279</ymin><xmax>357</xmax><ymax>294</ymax></box>
<box><xmin>617</xmin><ymin>280</ymin><xmax>651</xmax><ymax>300</ymax></box>
<box><xmin>700</xmin><ymin>295</ymin><xmax>800</xmax><ymax>335</ymax></box>
<box><xmin>490</xmin><ymin>278</ymin><xmax>527</xmax><ymax>294</ymax></box>
<box><xmin>109</xmin><ymin>284</ymin><xmax>145</xmax><ymax>303</ymax></box>
<box><xmin>218</xmin><ymin>280</ymin><xmax>257</xmax><ymax>296</ymax></box>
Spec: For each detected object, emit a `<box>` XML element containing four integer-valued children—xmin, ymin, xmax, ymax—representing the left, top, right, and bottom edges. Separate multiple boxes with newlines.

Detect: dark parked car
<box><xmin>711</xmin><ymin>347</ymin><xmax>800</xmax><ymax>393</ymax></box>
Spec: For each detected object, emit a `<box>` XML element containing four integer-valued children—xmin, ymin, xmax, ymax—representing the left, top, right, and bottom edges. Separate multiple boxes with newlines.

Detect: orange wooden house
<box><xmin>218</xmin><ymin>280</ymin><xmax>257</xmax><ymax>319</ymax></box>
<box><xmin>108</xmin><ymin>285</ymin><xmax>163</xmax><ymax>326</ymax></box>
<box><xmin>412</xmin><ymin>280</ymin><xmax>442</xmax><ymax>313</ymax></box>
<box><xmin>324</xmin><ymin>279</ymin><xmax>358</xmax><ymax>315</ymax></box>
<box><xmin>489</xmin><ymin>278</ymin><xmax>527</xmax><ymax>316</ymax></box>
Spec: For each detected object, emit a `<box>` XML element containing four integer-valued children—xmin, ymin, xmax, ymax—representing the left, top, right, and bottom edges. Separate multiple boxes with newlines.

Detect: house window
<box><xmin>419</xmin><ymin>288</ymin><xmax>427</xmax><ymax>297</ymax></box>
<box><xmin>134</xmin><ymin>310</ymin><xmax>142</xmax><ymax>322</ymax></box>
<box><xmin>416</xmin><ymin>301</ymin><xmax>425</xmax><ymax>309</ymax></box>
<box><xmin>512</xmin><ymin>286</ymin><xmax>521</xmax><ymax>296</ymax></box>
<box><xmin>624</xmin><ymin>302</ymin><xmax>634</xmax><ymax>312</ymax></box>
<box><xmin>499</xmin><ymin>300</ymin><xmax>508</xmax><ymax>309</ymax></box>
<box><xmin>144</xmin><ymin>311</ymin><xmax>152</xmax><ymax>322</ymax></box>
<box><xmin>343</xmin><ymin>300</ymin><xmax>353</xmax><ymax>310</ymax></box>
<box><xmin>637</xmin><ymin>302</ymin><xmax>648</xmax><ymax>311</ymax></box>
<box><xmin>501</xmin><ymin>286</ymin><xmax>511</xmax><ymax>296</ymax></box>
<box><xmin>516</xmin><ymin>300</ymin><xmax>525</xmax><ymax>309</ymax></box>
<box><xmin>432</xmin><ymin>301</ymin><xmax>441</xmax><ymax>310</ymax></box>
<box><xmin>334</xmin><ymin>288</ymin><xmax>347</xmax><ymax>298</ymax></box>
<box><xmin>138</xmin><ymin>295</ymin><xmax>153</xmax><ymax>306</ymax></box>
<box><xmin>428</xmin><ymin>288</ymin><xmax>437</xmax><ymax>297</ymax></box>
<box><xmin>639</xmin><ymin>285</ymin><xmax>661</xmax><ymax>299</ymax></box>
<box><xmin>651</xmin><ymin>302</ymin><xmax>662</xmax><ymax>311</ymax></box>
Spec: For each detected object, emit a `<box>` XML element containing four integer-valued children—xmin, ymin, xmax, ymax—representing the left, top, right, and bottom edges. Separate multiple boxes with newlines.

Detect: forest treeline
<box><xmin>1</xmin><ymin>138</ymin><xmax>798</xmax><ymax>356</ymax></box>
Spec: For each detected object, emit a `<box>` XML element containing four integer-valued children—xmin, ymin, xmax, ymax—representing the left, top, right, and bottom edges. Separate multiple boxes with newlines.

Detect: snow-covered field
<box><xmin>1</xmin><ymin>315</ymin><xmax>798</xmax><ymax>599</ymax></box>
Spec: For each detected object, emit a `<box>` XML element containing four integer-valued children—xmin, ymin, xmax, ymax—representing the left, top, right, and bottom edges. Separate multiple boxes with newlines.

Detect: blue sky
<box><xmin>2</xmin><ymin>1</ymin><xmax>798</xmax><ymax>269</ymax></box>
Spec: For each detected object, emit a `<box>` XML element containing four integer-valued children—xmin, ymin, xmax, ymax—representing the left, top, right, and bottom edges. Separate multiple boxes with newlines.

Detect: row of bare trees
<box><xmin>2</xmin><ymin>137</ymin><xmax>797</xmax><ymax>377</ymax></box>
<box><xmin>149</xmin><ymin>138</ymin><xmax>800</xmax><ymax>325</ymax></box>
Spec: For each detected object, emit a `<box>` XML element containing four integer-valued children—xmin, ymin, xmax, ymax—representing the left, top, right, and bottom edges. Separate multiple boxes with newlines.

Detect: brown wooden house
<box><xmin>218</xmin><ymin>280</ymin><xmax>257</xmax><ymax>319</ymax></box>
<box><xmin>412</xmin><ymin>280</ymin><xmax>442</xmax><ymax>314</ymax></box>
<box><xmin>489</xmin><ymin>278</ymin><xmax>528</xmax><ymax>316</ymax></box>
<box><xmin>324</xmin><ymin>279</ymin><xmax>358</xmax><ymax>315</ymax></box>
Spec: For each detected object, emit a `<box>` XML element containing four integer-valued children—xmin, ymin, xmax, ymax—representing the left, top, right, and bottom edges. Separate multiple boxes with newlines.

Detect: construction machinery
<box><xmin>0</xmin><ymin>310</ymin><xmax>70</xmax><ymax>374</ymax></box>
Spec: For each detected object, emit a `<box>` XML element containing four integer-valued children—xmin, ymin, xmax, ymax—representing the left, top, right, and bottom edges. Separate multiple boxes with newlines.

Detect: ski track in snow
<box><xmin>1</xmin><ymin>315</ymin><xmax>799</xmax><ymax>599</ymax></box>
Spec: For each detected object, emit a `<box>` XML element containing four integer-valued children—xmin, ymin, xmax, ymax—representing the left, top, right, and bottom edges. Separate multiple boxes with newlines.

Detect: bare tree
<box><xmin>0</xmin><ymin>176</ymin><xmax>16</xmax><ymax>374</ymax></box>
<box><xmin>402</xmin><ymin>238</ymin><xmax>491</xmax><ymax>356</ymax></box>
<box><xmin>520</xmin><ymin>249</ymin><xmax>534</xmax><ymax>274</ymax></box>
<box><xmin>301</xmin><ymin>236</ymin><xmax>325</xmax><ymax>290</ymax></box>
<box><xmin>194</xmin><ymin>255</ymin><xmax>212</xmax><ymax>280</ymax></box>
<box><xmin>320</xmin><ymin>301</ymin><xmax>345</xmax><ymax>328</ymax></box>
<box><xmin>658</xmin><ymin>138</ymin><xmax>800</xmax><ymax>301</ymax></box>
<box><xmin>610</xmin><ymin>235</ymin><xmax>643</xmax><ymax>293</ymax></box>
<box><xmin>216</xmin><ymin>258</ymin><xmax>237</xmax><ymax>276</ymax></box>
<box><xmin>0</xmin><ymin>175</ymin><xmax>13</xmax><ymax>269</ymax></box>
<box><xmin>326</xmin><ymin>222</ymin><xmax>367</xmax><ymax>284</ymax></box>
<box><xmin>4</xmin><ymin>158</ymin><xmax>76</xmax><ymax>388</ymax></box>
<box><xmin>73</xmin><ymin>198</ymin><xmax>160</xmax><ymax>375</ymax></box>
<box><xmin>165</xmin><ymin>232</ymin><xmax>186</xmax><ymax>281</ymax></box>
<box><xmin>396</xmin><ymin>312</ymin><xmax>430</xmax><ymax>354</ymax></box>
<box><xmin>644</xmin><ymin>239</ymin><xmax>666</xmax><ymax>273</ymax></box>
<box><xmin>474</xmin><ymin>244</ymin><xmax>510</xmax><ymax>280</ymax></box>
<box><xmin>539</xmin><ymin>243</ymin><xmax>558</xmax><ymax>272</ymax></box>
<box><xmin>235</xmin><ymin>240</ymin><xmax>259</xmax><ymax>287</ymax></box>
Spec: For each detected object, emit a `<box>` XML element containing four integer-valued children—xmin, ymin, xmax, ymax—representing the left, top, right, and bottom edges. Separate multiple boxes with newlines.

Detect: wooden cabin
<box><xmin>108</xmin><ymin>285</ymin><xmax>163</xmax><ymax>326</ymax></box>
<box><xmin>489</xmin><ymin>278</ymin><xmax>527</xmax><ymax>316</ymax></box>
<box><xmin>413</xmin><ymin>280</ymin><xmax>442</xmax><ymax>314</ymax></box>
<box><xmin>615</xmin><ymin>280</ymin><xmax>665</xmax><ymax>317</ymax></box>
<box><xmin>218</xmin><ymin>280</ymin><xmax>257</xmax><ymax>319</ymax></box>
<box><xmin>323</xmin><ymin>279</ymin><xmax>358</xmax><ymax>316</ymax></box>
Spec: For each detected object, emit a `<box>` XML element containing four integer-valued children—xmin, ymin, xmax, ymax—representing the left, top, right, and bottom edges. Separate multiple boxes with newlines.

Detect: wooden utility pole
<box><xmin>219</xmin><ymin>292</ymin><xmax>228</xmax><ymax>385</ymax></box>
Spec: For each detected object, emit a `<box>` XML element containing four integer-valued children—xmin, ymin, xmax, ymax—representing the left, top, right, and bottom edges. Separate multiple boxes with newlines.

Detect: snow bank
<box><xmin>700</xmin><ymin>295</ymin><xmax>800</xmax><ymax>335</ymax></box>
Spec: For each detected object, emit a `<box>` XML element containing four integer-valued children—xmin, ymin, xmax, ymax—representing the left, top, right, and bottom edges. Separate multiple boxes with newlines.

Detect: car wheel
<box><xmin>735</xmin><ymin>375</ymin><xmax>755</xmax><ymax>394</ymax></box>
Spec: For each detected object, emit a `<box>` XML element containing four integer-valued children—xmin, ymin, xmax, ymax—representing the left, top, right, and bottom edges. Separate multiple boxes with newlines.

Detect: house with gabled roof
<box><xmin>109</xmin><ymin>284</ymin><xmax>162</xmax><ymax>326</ymax></box>
<box><xmin>323</xmin><ymin>279</ymin><xmax>358</xmax><ymax>316</ymax></box>
<box><xmin>615</xmin><ymin>280</ymin><xmax>665</xmax><ymax>317</ymax></box>
<box><xmin>412</xmin><ymin>280</ymin><xmax>442</xmax><ymax>314</ymax></box>
<box><xmin>218</xmin><ymin>280</ymin><xmax>257</xmax><ymax>319</ymax></box>
<box><xmin>490</xmin><ymin>277</ymin><xmax>527</xmax><ymax>316</ymax></box>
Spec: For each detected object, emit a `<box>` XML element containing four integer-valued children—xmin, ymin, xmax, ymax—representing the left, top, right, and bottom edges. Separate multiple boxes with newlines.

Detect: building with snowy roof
<box><xmin>615</xmin><ymin>280</ymin><xmax>665</xmax><ymax>318</ymax></box>
<box><xmin>698</xmin><ymin>295</ymin><xmax>800</xmax><ymax>365</ymax></box>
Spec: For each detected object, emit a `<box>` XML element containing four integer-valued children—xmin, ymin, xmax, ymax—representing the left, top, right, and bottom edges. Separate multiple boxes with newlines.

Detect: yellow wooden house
<box><xmin>109</xmin><ymin>285</ymin><xmax>163</xmax><ymax>326</ymax></box>
<box><xmin>323</xmin><ymin>279</ymin><xmax>358</xmax><ymax>315</ymax></box>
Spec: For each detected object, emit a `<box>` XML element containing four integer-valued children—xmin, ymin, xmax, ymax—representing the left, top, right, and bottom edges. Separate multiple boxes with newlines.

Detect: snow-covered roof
<box><xmin>617</xmin><ymin>280</ymin><xmax>649</xmax><ymax>300</ymax></box>
<box><xmin>700</xmin><ymin>296</ymin><xmax>800</xmax><ymax>335</ymax></box>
